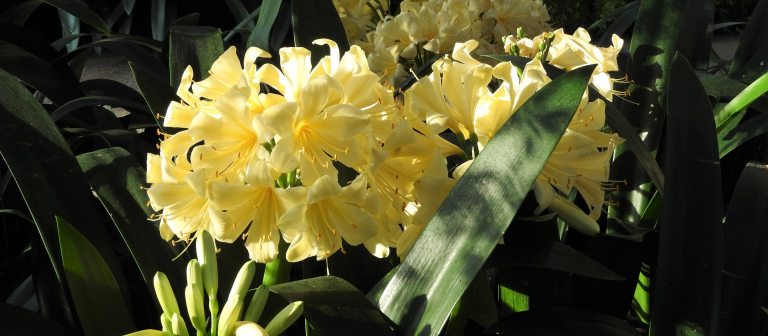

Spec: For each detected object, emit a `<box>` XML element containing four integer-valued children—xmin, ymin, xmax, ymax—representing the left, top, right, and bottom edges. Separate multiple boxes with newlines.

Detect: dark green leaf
<box><xmin>588</xmin><ymin>0</ymin><xmax>638</xmax><ymax>30</ymax></box>
<box><xmin>609</xmin><ymin>0</ymin><xmax>687</xmax><ymax>227</ymax></box>
<box><xmin>0</xmin><ymin>303</ymin><xmax>73</xmax><ymax>336</ymax></box>
<box><xmin>151</xmin><ymin>0</ymin><xmax>166</xmax><ymax>41</ymax></box>
<box><xmin>76</xmin><ymin>148</ymin><xmax>187</xmax><ymax>291</ymax></box>
<box><xmin>247</xmin><ymin>0</ymin><xmax>281</xmax><ymax>50</ymax></box>
<box><xmin>676</xmin><ymin>0</ymin><xmax>713</xmax><ymax>70</ymax></box>
<box><xmin>493</xmin><ymin>238</ymin><xmax>624</xmax><ymax>281</ymax></box>
<box><xmin>375</xmin><ymin>66</ymin><xmax>596</xmax><ymax>335</ymax></box>
<box><xmin>269</xmin><ymin>276</ymin><xmax>397</xmax><ymax>335</ymax></box>
<box><xmin>41</xmin><ymin>0</ymin><xmax>110</xmax><ymax>35</ymax></box>
<box><xmin>731</xmin><ymin>43</ymin><xmax>768</xmax><ymax>84</ymax></box>
<box><xmin>0</xmin><ymin>0</ymin><xmax>42</xmax><ymax>25</ymax></box>
<box><xmin>0</xmin><ymin>40</ymin><xmax>83</xmax><ymax>105</ymax></box>
<box><xmin>489</xmin><ymin>307</ymin><xmax>641</xmax><ymax>336</ymax></box>
<box><xmin>51</xmin><ymin>96</ymin><xmax>152</xmax><ymax>122</ymax></box>
<box><xmin>129</xmin><ymin>62</ymin><xmax>175</xmax><ymax>133</ymax></box>
<box><xmin>224</xmin><ymin>6</ymin><xmax>261</xmax><ymax>42</ymax></box>
<box><xmin>729</xmin><ymin>0</ymin><xmax>768</xmax><ymax>81</ymax></box>
<box><xmin>224</xmin><ymin>0</ymin><xmax>254</xmax><ymax>28</ymax></box>
<box><xmin>57</xmin><ymin>217</ymin><xmax>134</xmax><ymax>335</ymax></box>
<box><xmin>291</xmin><ymin>0</ymin><xmax>350</xmax><ymax>62</ymax></box>
<box><xmin>602</xmin><ymin>96</ymin><xmax>665</xmax><ymax>194</ymax></box>
<box><xmin>719</xmin><ymin>163</ymin><xmax>768</xmax><ymax>335</ymax></box>
<box><xmin>168</xmin><ymin>25</ymin><xmax>224</xmax><ymax>86</ymax></box>
<box><xmin>0</xmin><ymin>68</ymin><xmax>121</xmax><ymax>281</ymax></box>
<box><xmin>463</xmin><ymin>272</ymin><xmax>497</xmax><ymax>328</ymax></box>
<box><xmin>718</xmin><ymin>112</ymin><xmax>768</xmax><ymax>157</ymax></box>
<box><xmin>652</xmin><ymin>54</ymin><xmax>722</xmax><ymax>335</ymax></box>
<box><xmin>597</xmin><ymin>4</ymin><xmax>639</xmax><ymax>47</ymax></box>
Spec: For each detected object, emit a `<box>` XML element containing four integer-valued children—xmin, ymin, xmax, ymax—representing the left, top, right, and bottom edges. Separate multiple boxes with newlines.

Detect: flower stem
<box><xmin>209</xmin><ymin>296</ymin><xmax>219</xmax><ymax>336</ymax></box>
<box><xmin>263</xmin><ymin>239</ymin><xmax>291</xmax><ymax>286</ymax></box>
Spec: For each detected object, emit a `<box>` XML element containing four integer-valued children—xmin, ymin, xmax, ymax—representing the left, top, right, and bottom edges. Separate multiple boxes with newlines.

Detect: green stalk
<box><xmin>263</xmin><ymin>239</ymin><xmax>291</xmax><ymax>286</ymax></box>
<box><xmin>209</xmin><ymin>296</ymin><xmax>219</xmax><ymax>336</ymax></box>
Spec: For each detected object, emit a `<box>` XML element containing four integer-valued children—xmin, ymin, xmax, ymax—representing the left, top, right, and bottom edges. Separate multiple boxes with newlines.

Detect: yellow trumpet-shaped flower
<box><xmin>208</xmin><ymin>148</ymin><xmax>291</xmax><ymax>263</ymax></box>
<box><xmin>279</xmin><ymin>175</ymin><xmax>377</xmax><ymax>261</ymax></box>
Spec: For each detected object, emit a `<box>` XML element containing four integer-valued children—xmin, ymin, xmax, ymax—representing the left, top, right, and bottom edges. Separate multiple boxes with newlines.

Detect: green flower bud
<box><xmin>242</xmin><ymin>285</ymin><xmax>270</xmax><ymax>323</ymax></box>
<box><xmin>153</xmin><ymin>272</ymin><xmax>181</xmax><ymax>318</ymax></box>
<box><xmin>265</xmin><ymin>301</ymin><xmax>304</xmax><ymax>336</ymax></box>
<box><xmin>185</xmin><ymin>260</ymin><xmax>205</xmax><ymax>332</ymax></box>
<box><xmin>217</xmin><ymin>261</ymin><xmax>256</xmax><ymax>335</ymax></box>
<box><xmin>196</xmin><ymin>230</ymin><xmax>218</xmax><ymax>297</ymax></box>
<box><xmin>170</xmin><ymin>312</ymin><xmax>189</xmax><ymax>336</ymax></box>
<box><xmin>217</xmin><ymin>294</ymin><xmax>244</xmax><ymax>336</ymax></box>
<box><xmin>160</xmin><ymin>313</ymin><xmax>172</xmax><ymax>333</ymax></box>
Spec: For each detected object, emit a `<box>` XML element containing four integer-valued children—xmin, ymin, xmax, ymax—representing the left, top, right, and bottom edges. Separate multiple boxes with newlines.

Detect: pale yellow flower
<box><xmin>208</xmin><ymin>148</ymin><xmax>290</xmax><ymax>263</ymax></box>
<box><xmin>279</xmin><ymin>175</ymin><xmax>377</xmax><ymax>261</ymax></box>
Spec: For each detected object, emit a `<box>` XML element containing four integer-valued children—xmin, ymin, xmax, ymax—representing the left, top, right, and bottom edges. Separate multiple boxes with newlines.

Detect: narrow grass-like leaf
<box><xmin>291</xmin><ymin>0</ymin><xmax>349</xmax><ymax>62</ymax></box>
<box><xmin>168</xmin><ymin>25</ymin><xmax>224</xmax><ymax>86</ymax></box>
<box><xmin>0</xmin><ymin>40</ymin><xmax>82</xmax><ymax>105</ymax></box>
<box><xmin>729</xmin><ymin>0</ymin><xmax>768</xmax><ymax>81</ymax></box>
<box><xmin>651</xmin><ymin>54</ymin><xmax>722</xmax><ymax>335</ymax></box>
<box><xmin>715</xmin><ymin>71</ymin><xmax>768</xmax><ymax>129</ymax></box>
<box><xmin>0</xmin><ymin>69</ymin><xmax>121</xmax><ymax>280</ymax></box>
<box><xmin>376</xmin><ymin>65</ymin><xmax>595</xmax><ymax>335</ymax></box>
<box><xmin>41</xmin><ymin>0</ymin><xmax>110</xmax><ymax>35</ymax></box>
<box><xmin>719</xmin><ymin>163</ymin><xmax>768</xmax><ymax>335</ymax></box>
<box><xmin>224</xmin><ymin>6</ymin><xmax>261</xmax><ymax>42</ymax></box>
<box><xmin>122</xmin><ymin>0</ymin><xmax>135</xmax><ymax>15</ymax></box>
<box><xmin>609</xmin><ymin>0</ymin><xmax>687</xmax><ymax>227</ymax></box>
<box><xmin>57</xmin><ymin>217</ymin><xmax>134</xmax><ymax>335</ymax></box>
<box><xmin>247</xmin><ymin>0</ymin><xmax>281</xmax><ymax>50</ymax></box>
<box><xmin>76</xmin><ymin>148</ymin><xmax>187</xmax><ymax>291</ymax></box>
<box><xmin>269</xmin><ymin>276</ymin><xmax>396</xmax><ymax>335</ymax></box>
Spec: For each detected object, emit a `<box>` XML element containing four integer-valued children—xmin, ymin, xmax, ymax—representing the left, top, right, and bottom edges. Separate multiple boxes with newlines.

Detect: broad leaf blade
<box><xmin>0</xmin><ymin>69</ymin><xmax>122</xmax><ymax>280</ymax></box>
<box><xmin>57</xmin><ymin>217</ymin><xmax>134</xmax><ymax>335</ymax></box>
<box><xmin>489</xmin><ymin>308</ymin><xmax>641</xmax><ymax>336</ymax></box>
<box><xmin>168</xmin><ymin>25</ymin><xmax>224</xmax><ymax>86</ymax></box>
<box><xmin>269</xmin><ymin>276</ymin><xmax>396</xmax><ymax>335</ymax></box>
<box><xmin>651</xmin><ymin>54</ymin><xmax>722</xmax><ymax>335</ymax></box>
<box><xmin>719</xmin><ymin>163</ymin><xmax>768</xmax><ymax>335</ymax></box>
<box><xmin>76</xmin><ymin>148</ymin><xmax>187</xmax><ymax>291</ymax></box>
<box><xmin>376</xmin><ymin>65</ymin><xmax>596</xmax><ymax>335</ymax></box>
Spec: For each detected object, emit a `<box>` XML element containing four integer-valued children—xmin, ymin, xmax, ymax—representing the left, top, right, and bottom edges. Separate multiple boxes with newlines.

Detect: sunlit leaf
<box><xmin>376</xmin><ymin>65</ymin><xmax>596</xmax><ymax>335</ymax></box>
<box><xmin>57</xmin><ymin>217</ymin><xmax>134</xmax><ymax>335</ymax></box>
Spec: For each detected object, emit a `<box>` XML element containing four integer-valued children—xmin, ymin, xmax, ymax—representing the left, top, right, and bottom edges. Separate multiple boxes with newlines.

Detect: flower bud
<box><xmin>265</xmin><ymin>301</ymin><xmax>304</xmax><ymax>336</ymax></box>
<box><xmin>153</xmin><ymin>272</ymin><xmax>181</xmax><ymax>318</ymax></box>
<box><xmin>170</xmin><ymin>312</ymin><xmax>190</xmax><ymax>336</ymax></box>
<box><xmin>243</xmin><ymin>285</ymin><xmax>270</xmax><ymax>323</ymax></box>
<box><xmin>217</xmin><ymin>294</ymin><xmax>244</xmax><ymax>336</ymax></box>
<box><xmin>195</xmin><ymin>230</ymin><xmax>219</xmax><ymax>297</ymax></box>
<box><xmin>185</xmin><ymin>260</ymin><xmax>205</xmax><ymax>331</ymax></box>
